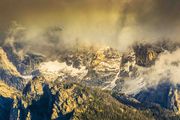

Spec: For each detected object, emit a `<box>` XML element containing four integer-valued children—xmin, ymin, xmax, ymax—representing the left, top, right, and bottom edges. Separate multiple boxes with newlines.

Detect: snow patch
<box><xmin>38</xmin><ymin>61</ymin><xmax>88</xmax><ymax>81</ymax></box>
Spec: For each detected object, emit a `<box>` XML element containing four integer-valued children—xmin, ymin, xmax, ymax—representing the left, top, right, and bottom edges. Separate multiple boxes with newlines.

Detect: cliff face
<box><xmin>174</xmin><ymin>89</ymin><xmax>180</xmax><ymax>114</ymax></box>
<box><xmin>133</xmin><ymin>40</ymin><xmax>180</xmax><ymax>67</ymax></box>
<box><xmin>0</xmin><ymin>47</ymin><xmax>20</xmax><ymax>76</ymax></box>
<box><xmin>0</xmin><ymin>47</ymin><xmax>24</xmax><ymax>90</ymax></box>
<box><xmin>84</xmin><ymin>47</ymin><xmax>121</xmax><ymax>88</ymax></box>
<box><xmin>2</xmin><ymin>42</ymin><xmax>45</xmax><ymax>75</ymax></box>
<box><xmin>0</xmin><ymin>81</ymin><xmax>20</xmax><ymax>120</ymax></box>
<box><xmin>133</xmin><ymin>44</ymin><xmax>158</xmax><ymax>67</ymax></box>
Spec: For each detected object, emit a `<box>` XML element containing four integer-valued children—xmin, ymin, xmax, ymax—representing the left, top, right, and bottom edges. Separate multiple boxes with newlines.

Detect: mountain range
<box><xmin>0</xmin><ymin>40</ymin><xmax>180</xmax><ymax>120</ymax></box>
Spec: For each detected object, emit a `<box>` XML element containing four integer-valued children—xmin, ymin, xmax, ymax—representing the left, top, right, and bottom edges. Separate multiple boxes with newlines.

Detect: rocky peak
<box><xmin>0</xmin><ymin>80</ymin><xmax>20</xmax><ymax>120</ymax></box>
<box><xmin>0</xmin><ymin>47</ymin><xmax>24</xmax><ymax>90</ymax></box>
<box><xmin>133</xmin><ymin>44</ymin><xmax>158</xmax><ymax>67</ymax></box>
<box><xmin>84</xmin><ymin>47</ymin><xmax>121</xmax><ymax>87</ymax></box>
<box><xmin>120</xmin><ymin>50</ymin><xmax>137</xmax><ymax>78</ymax></box>
<box><xmin>51</xmin><ymin>82</ymin><xmax>92</xmax><ymax>120</ymax></box>
<box><xmin>0</xmin><ymin>47</ymin><xmax>20</xmax><ymax>76</ymax></box>
<box><xmin>2</xmin><ymin>41</ymin><xmax>45</xmax><ymax>75</ymax></box>
<box><xmin>23</xmin><ymin>76</ymin><xmax>45</xmax><ymax>102</ymax></box>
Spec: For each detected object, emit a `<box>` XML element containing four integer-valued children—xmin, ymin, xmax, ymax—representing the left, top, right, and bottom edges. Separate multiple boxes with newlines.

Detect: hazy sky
<box><xmin>0</xmin><ymin>0</ymin><xmax>180</xmax><ymax>49</ymax></box>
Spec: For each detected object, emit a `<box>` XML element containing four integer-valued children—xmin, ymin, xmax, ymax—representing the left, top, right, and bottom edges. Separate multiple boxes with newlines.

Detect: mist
<box><xmin>0</xmin><ymin>0</ymin><xmax>179</xmax><ymax>53</ymax></box>
<box><xmin>120</xmin><ymin>48</ymin><xmax>180</xmax><ymax>95</ymax></box>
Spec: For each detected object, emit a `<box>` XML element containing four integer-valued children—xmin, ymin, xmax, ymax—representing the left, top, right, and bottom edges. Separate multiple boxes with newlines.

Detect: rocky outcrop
<box><xmin>0</xmin><ymin>47</ymin><xmax>25</xmax><ymax>90</ymax></box>
<box><xmin>133</xmin><ymin>40</ymin><xmax>180</xmax><ymax>67</ymax></box>
<box><xmin>167</xmin><ymin>86</ymin><xmax>180</xmax><ymax>114</ymax></box>
<box><xmin>0</xmin><ymin>81</ymin><xmax>20</xmax><ymax>120</ymax></box>
<box><xmin>133</xmin><ymin>44</ymin><xmax>158</xmax><ymax>67</ymax></box>
<box><xmin>2</xmin><ymin>43</ymin><xmax>45</xmax><ymax>75</ymax></box>
<box><xmin>51</xmin><ymin>82</ymin><xmax>92</xmax><ymax>120</ymax></box>
<box><xmin>120</xmin><ymin>50</ymin><xmax>137</xmax><ymax>78</ymax></box>
<box><xmin>84</xmin><ymin>47</ymin><xmax>121</xmax><ymax>87</ymax></box>
<box><xmin>0</xmin><ymin>48</ymin><xmax>20</xmax><ymax>76</ymax></box>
